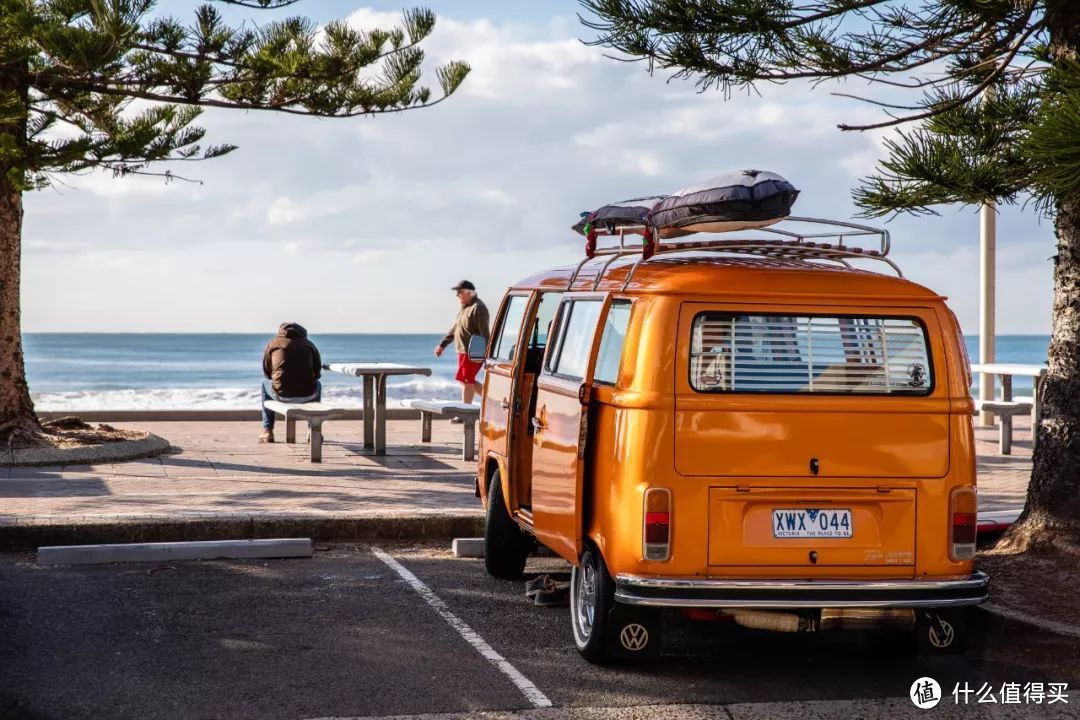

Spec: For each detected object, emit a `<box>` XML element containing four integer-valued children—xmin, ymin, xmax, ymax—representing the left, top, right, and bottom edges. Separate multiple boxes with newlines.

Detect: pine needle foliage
<box><xmin>579</xmin><ymin>0</ymin><xmax>1078</xmax><ymax>218</ymax></box>
<box><xmin>0</xmin><ymin>0</ymin><xmax>470</xmax><ymax>188</ymax></box>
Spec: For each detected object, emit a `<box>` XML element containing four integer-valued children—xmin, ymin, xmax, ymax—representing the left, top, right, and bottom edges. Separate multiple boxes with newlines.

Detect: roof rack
<box><xmin>566</xmin><ymin>215</ymin><xmax>899</xmax><ymax>291</ymax></box>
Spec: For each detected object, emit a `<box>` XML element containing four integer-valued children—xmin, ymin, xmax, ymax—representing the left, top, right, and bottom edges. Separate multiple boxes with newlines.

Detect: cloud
<box><xmin>21</xmin><ymin>4</ymin><xmax>1057</xmax><ymax>334</ymax></box>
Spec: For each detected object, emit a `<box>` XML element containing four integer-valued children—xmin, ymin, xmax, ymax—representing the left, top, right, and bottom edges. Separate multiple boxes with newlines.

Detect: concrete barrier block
<box><xmin>37</xmin><ymin>538</ymin><xmax>313</xmax><ymax>565</ymax></box>
<box><xmin>452</xmin><ymin>537</ymin><xmax>485</xmax><ymax>558</ymax></box>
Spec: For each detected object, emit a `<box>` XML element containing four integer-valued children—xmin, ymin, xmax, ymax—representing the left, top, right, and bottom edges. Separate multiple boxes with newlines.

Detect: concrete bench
<box><xmin>401</xmin><ymin>400</ymin><xmax>480</xmax><ymax>461</ymax></box>
<box><xmin>262</xmin><ymin>401</ymin><xmax>346</xmax><ymax>462</ymax></box>
<box><xmin>976</xmin><ymin>400</ymin><xmax>1033</xmax><ymax>455</ymax></box>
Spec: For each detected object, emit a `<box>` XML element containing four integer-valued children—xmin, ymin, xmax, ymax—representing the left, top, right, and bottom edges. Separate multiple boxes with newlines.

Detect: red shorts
<box><xmin>456</xmin><ymin>353</ymin><xmax>483</xmax><ymax>384</ymax></box>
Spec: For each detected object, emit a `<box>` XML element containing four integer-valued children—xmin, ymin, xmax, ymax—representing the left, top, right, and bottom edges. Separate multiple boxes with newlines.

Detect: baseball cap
<box><xmin>452</xmin><ymin>280</ymin><xmax>476</xmax><ymax>291</ymax></box>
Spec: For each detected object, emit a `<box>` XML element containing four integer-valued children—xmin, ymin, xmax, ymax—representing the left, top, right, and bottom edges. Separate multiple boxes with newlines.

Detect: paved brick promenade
<box><xmin>0</xmin><ymin>416</ymin><xmax>1031</xmax><ymax>531</ymax></box>
<box><xmin>0</xmin><ymin>420</ymin><xmax>478</xmax><ymax>529</ymax></box>
<box><xmin>973</xmin><ymin>416</ymin><xmax>1033</xmax><ymax>512</ymax></box>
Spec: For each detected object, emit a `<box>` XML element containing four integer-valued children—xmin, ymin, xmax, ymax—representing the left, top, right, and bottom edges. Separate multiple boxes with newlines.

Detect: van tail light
<box><xmin>643</xmin><ymin>488</ymin><xmax>671</xmax><ymax>561</ymax></box>
<box><xmin>950</xmin><ymin>488</ymin><xmax>977</xmax><ymax>561</ymax></box>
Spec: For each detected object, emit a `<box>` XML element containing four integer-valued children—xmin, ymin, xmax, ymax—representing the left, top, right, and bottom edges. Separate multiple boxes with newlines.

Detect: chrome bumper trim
<box><xmin>614</xmin><ymin>571</ymin><xmax>989</xmax><ymax>609</ymax></box>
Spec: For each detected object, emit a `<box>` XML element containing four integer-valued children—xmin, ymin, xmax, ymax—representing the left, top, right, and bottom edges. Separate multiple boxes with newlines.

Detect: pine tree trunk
<box><xmin>997</xmin><ymin>0</ymin><xmax>1080</xmax><ymax>551</ymax></box>
<box><xmin>0</xmin><ymin>62</ymin><xmax>42</xmax><ymax>446</ymax></box>
<box><xmin>0</xmin><ymin>173</ymin><xmax>40</xmax><ymax>445</ymax></box>
<box><xmin>1001</xmin><ymin>197</ymin><xmax>1080</xmax><ymax>549</ymax></box>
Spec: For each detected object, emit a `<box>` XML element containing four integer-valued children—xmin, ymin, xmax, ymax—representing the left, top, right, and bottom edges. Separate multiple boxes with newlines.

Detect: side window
<box><xmin>594</xmin><ymin>300</ymin><xmax>632</xmax><ymax>385</ymax></box>
<box><xmin>491</xmin><ymin>295</ymin><xmax>529</xmax><ymax>362</ymax></box>
<box><xmin>548</xmin><ymin>300</ymin><xmax>603</xmax><ymax>380</ymax></box>
<box><xmin>528</xmin><ymin>292</ymin><xmax>562</xmax><ymax>350</ymax></box>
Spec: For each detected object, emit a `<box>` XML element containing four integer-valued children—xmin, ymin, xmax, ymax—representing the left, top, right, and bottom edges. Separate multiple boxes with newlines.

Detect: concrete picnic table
<box><xmin>323</xmin><ymin>362</ymin><xmax>432</xmax><ymax>455</ymax></box>
<box><xmin>971</xmin><ymin>362</ymin><xmax>1048</xmax><ymax>449</ymax></box>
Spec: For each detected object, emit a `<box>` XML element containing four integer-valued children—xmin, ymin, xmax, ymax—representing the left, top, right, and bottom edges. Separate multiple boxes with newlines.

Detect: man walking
<box><xmin>260</xmin><ymin>322</ymin><xmax>322</xmax><ymax>443</ymax></box>
<box><xmin>434</xmin><ymin>280</ymin><xmax>490</xmax><ymax>410</ymax></box>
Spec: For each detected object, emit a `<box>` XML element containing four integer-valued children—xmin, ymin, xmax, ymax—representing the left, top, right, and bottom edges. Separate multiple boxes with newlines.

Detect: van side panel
<box><xmin>586</xmin><ymin>297</ymin><xmax>696</xmax><ymax>573</ymax></box>
<box><xmin>587</xmin><ymin>402</ymin><xmax>689</xmax><ymax>572</ymax></box>
<box><xmin>913</xmin><ymin>306</ymin><xmax>977</xmax><ymax>578</ymax></box>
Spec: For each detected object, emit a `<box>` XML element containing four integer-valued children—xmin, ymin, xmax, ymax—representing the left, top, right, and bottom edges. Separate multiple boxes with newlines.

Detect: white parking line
<box><xmin>370</xmin><ymin>546</ymin><xmax>553</xmax><ymax>709</ymax></box>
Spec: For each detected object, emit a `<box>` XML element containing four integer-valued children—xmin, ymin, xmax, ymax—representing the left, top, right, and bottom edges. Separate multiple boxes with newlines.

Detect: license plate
<box><xmin>773</xmin><ymin>508</ymin><xmax>852</xmax><ymax>538</ymax></box>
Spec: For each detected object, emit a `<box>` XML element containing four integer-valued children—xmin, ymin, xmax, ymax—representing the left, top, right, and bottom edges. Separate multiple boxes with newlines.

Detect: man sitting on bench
<box><xmin>260</xmin><ymin>322</ymin><xmax>322</xmax><ymax>443</ymax></box>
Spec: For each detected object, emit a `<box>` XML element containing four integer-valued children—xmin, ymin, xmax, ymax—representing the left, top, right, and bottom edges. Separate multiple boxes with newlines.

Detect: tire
<box><xmin>483</xmin><ymin>470</ymin><xmax>532</xmax><ymax>580</ymax></box>
<box><xmin>916</xmin><ymin>608</ymin><xmax>968</xmax><ymax>655</ymax></box>
<box><xmin>570</xmin><ymin>542</ymin><xmax>616</xmax><ymax>663</ymax></box>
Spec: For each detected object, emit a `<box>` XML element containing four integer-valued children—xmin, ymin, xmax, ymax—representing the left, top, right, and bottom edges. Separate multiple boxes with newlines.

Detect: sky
<box><xmin>22</xmin><ymin>1</ymin><xmax>1056</xmax><ymax>335</ymax></box>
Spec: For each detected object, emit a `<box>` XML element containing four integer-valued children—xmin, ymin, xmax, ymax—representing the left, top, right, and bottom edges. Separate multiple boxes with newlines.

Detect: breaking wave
<box><xmin>32</xmin><ymin>377</ymin><xmax>463</xmax><ymax>411</ymax></box>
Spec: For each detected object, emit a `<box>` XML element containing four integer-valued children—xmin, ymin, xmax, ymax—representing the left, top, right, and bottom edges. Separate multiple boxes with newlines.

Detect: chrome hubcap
<box><xmin>574</xmin><ymin>551</ymin><xmax>597</xmax><ymax>640</ymax></box>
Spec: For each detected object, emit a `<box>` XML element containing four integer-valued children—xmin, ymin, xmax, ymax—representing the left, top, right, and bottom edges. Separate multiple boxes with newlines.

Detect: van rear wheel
<box><xmin>483</xmin><ymin>470</ymin><xmax>531</xmax><ymax>580</ymax></box>
<box><xmin>571</xmin><ymin>542</ymin><xmax>616</xmax><ymax>663</ymax></box>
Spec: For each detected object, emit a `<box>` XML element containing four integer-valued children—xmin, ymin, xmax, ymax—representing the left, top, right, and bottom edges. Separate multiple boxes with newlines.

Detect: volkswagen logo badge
<box><xmin>619</xmin><ymin>623</ymin><xmax>649</xmax><ymax>651</ymax></box>
<box><xmin>928</xmin><ymin>619</ymin><xmax>955</xmax><ymax>648</ymax></box>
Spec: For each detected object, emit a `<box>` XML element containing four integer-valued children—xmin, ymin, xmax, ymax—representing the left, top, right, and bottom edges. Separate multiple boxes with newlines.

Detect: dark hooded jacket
<box><xmin>262</xmin><ymin>323</ymin><xmax>321</xmax><ymax>398</ymax></box>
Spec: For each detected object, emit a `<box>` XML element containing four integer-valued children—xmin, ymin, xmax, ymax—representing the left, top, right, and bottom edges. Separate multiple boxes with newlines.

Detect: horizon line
<box><xmin>23</xmin><ymin>330</ymin><xmax>1053</xmax><ymax>337</ymax></box>
<box><xmin>23</xmin><ymin>331</ymin><xmax>450</xmax><ymax>335</ymax></box>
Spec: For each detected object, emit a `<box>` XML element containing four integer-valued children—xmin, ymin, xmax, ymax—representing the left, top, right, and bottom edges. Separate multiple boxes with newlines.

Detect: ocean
<box><xmin>26</xmin><ymin>334</ymin><xmax>460</xmax><ymax>411</ymax></box>
<box><xmin>24</xmin><ymin>333</ymin><xmax>1051</xmax><ymax>411</ymax></box>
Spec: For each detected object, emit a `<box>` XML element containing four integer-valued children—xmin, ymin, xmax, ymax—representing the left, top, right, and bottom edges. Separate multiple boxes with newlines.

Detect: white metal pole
<box><xmin>979</xmin><ymin>202</ymin><xmax>997</xmax><ymax>426</ymax></box>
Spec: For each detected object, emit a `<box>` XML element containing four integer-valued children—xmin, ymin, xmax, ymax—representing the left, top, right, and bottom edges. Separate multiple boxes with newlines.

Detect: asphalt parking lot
<box><xmin>1</xmin><ymin>544</ymin><xmax>1077</xmax><ymax>720</ymax></box>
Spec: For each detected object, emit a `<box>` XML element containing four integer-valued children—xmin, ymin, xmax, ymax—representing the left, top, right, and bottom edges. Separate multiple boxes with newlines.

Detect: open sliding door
<box><xmin>529</xmin><ymin>295</ymin><xmax>609</xmax><ymax>564</ymax></box>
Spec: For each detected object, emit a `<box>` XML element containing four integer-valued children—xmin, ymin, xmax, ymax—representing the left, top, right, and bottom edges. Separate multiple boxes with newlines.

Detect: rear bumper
<box><xmin>614</xmin><ymin>571</ymin><xmax>989</xmax><ymax>609</ymax></box>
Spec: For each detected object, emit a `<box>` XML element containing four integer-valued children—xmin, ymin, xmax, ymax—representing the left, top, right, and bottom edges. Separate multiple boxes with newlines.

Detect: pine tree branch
<box><xmin>106</xmin><ymin>164</ymin><xmax>204</xmax><ymax>183</ymax></box>
<box><xmin>124</xmin><ymin>34</ymin><xmax>426</xmax><ymax>80</ymax></box>
<box><xmin>838</xmin><ymin>18</ymin><xmax>1042</xmax><ymax>131</ymax></box>
<box><xmin>579</xmin><ymin>0</ymin><xmax>1041</xmax><ymax>91</ymax></box>
<box><xmin>211</xmin><ymin>0</ymin><xmax>304</xmax><ymax>8</ymax></box>
<box><xmin>37</xmin><ymin>80</ymin><xmax>457</xmax><ymax>118</ymax></box>
<box><xmin>774</xmin><ymin>0</ymin><xmax>894</xmax><ymax>32</ymax></box>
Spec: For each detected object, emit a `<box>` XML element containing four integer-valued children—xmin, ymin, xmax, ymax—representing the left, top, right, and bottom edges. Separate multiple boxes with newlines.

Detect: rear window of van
<box><xmin>690</xmin><ymin>313</ymin><xmax>933</xmax><ymax>395</ymax></box>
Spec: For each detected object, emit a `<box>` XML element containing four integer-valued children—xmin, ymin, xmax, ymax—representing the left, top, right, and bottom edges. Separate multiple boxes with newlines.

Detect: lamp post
<box><xmin>979</xmin><ymin>201</ymin><xmax>996</xmax><ymax>427</ymax></box>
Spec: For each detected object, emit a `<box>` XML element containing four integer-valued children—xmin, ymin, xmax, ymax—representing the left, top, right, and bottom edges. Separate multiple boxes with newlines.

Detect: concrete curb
<box><xmin>38</xmin><ymin>538</ymin><xmax>314</xmax><ymax>565</ymax></box>
<box><xmin>38</xmin><ymin>409</ymin><xmax>422</xmax><ymax>422</ymax></box>
<box><xmin>976</xmin><ymin>601</ymin><xmax>1080</xmax><ymax>639</ymax></box>
<box><xmin>1</xmin><ymin>432</ymin><xmax>171</xmax><ymax>468</ymax></box>
<box><xmin>0</xmin><ymin>514</ymin><xmax>484</xmax><ymax>551</ymax></box>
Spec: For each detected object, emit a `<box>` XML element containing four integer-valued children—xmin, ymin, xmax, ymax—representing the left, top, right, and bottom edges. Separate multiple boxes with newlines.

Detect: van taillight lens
<box><xmin>950</xmin><ymin>488</ymin><xmax>977</xmax><ymax>561</ymax></box>
<box><xmin>643</xmin><ymin>488</ymin><xmax>671</xmax><ymax>561</ymax></box>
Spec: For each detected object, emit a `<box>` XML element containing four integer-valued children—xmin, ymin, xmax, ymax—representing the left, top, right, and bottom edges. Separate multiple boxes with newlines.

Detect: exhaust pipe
<box><xmin>819</xmin><ymin>608</ymin><xmax>915</xmax><ymax>632</ymax></box>
<box><xmin>705</xmin><ymin>608</ymin><xmax>914</xmax><ymax>634</ymax></box>
<box><xmin>726</xmin><ymin>609</ymin><xmax>808</xmax><ymax>633</ymax></box>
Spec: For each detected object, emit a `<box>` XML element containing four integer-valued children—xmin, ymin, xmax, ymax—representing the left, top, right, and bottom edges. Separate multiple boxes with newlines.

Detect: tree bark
<box><xmin>0</xmin><ymin>61</ymin><xmax>42</xmax><ymax>446</ymax></box>
<box><xmin>1000</xmin><ymin>196</ymin><xmax>1080</xmax><ymax>550</ymax></box>
<box><xmin>997</xmin><ymin>0</ymin><xmax>1080</xmax><ymax>551</ymax></box>
<box><xmin>0</xmin><ymin>175</ymin><xmax>40</xmax><ymax>443</ymax></box>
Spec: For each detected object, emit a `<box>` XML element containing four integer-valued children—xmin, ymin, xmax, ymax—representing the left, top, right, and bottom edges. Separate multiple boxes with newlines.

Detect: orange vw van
<box><xmin>468</xmin><ymin>216</ymin><xmax>987</xmax><ymax>663</ymax></box>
